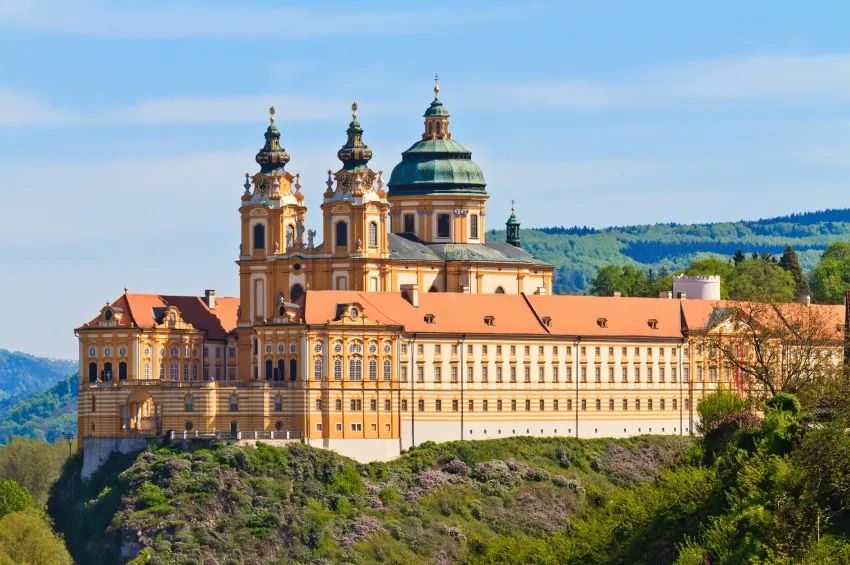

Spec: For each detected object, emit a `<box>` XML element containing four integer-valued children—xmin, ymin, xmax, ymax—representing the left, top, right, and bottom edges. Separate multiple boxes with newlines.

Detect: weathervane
<box><xmin>352</xmin><ymin>102</ymin><xmax>358</xmax><ymax>120</ymax></box>
<box><xmin>511</xmin><ymin>199</ymin><xmax>515</xmax><ymax>213</ymax></box>
<box><xmin>269</xmin><ymin>106</ymin><xmax>275</xmax><ymax>124</ymax></box>
<box><xmin>434</xmin><ymin>73</ymin><xmax>440</xmax><ymax>98</ymax></box>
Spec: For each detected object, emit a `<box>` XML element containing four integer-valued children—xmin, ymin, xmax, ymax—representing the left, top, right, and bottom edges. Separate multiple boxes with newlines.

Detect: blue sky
<box><xmin>1</xmin><ymin>0</ymin><xmax>848</xmax><ymax>359</ymax></box>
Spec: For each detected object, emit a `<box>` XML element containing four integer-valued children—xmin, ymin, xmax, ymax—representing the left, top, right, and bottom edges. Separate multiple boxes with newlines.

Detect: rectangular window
<box><xmin>482</xmin><ymin>367</ymin><xmax>488</xmax><ymax>382</ymax></box>
<box><xmin>417</xmin><ymin>367</ymin><xmax>424</xmax><ymax>383</ymax></box>
<box><xmin>315</xmin><ymin>399</ymin><xmax>322</xmax><ymax>411</ymax></box>
<box><xmin>609</xmin><ymin>399</ymin><xmax>614</xmax><ymax>410</ymax></box>
<box><xmin>538</xmin><ymin>367</ymin><xmax>545</xmax><ymax>383</ymax></box>
<box><xmin>467</xmin><ymin>366</ymin><xmax>473</xmax><ymax>383</ymax></box>
<box><xmin>525</xmin><ymin>346</ymin><xmax>531</xmax><ymax>356</ymax></box>
<box><xmin>336</xmin><ymin>423</ymin><xmax>343</xmax><ymax>432</ymax></box>
<box><xmin>581</xmin><ymin>367</ymin><xmax>587</xmax><ymax>382</ymax></box>
<box><xmin>350</xmin><ymin>399</ymin><xmax>362</xmax><ymax>411</ymax></box>
<box><xmin>403</xmin><ymin>214</ymin><xmax>415</xmax><ymax>234</ymax></box>
<box><xmin>482</xmin><ymin>345</ymin><xmax>488</xmax><ymax>355</ymax></box>
<box><xmin>400</xmin><ymin>366</ymin><xmax>408</xmax><ymax>382</ymax></box>
<box><xmin>401</xmin><ymin>399</ymin><xmax>408</xmax><ymax>411</ymax></box>
<box><xmin>673</xmin><ymin>398</ymin><xmax>678</xmax><ymax>410</ymax></box>
<box><xmin>660</xmin><ymin>347</ymin><xmax>665</xmax><ymax>358</ymax></box>
<box><xmin>335</xmin><ymin>399</ymin><xmax>342</xmax><ymax>412</ymax></box>
<box><xmin>671</xmin><ymin>367</ymin><xmax>677</xmax><ymax>383</ymax></box>
<box><xmin>436</xmin><ymin>400</ymin><xmax>442</xmax><ymax>412</ymax></box>
<box><xmin>370</xmin><ymin>399</ymin><xmax>377</xmax><ymax>411</ymax></box>
<box><xmin>434</xmin><ymin>366</ymin><xmax>442</xmax><ymax>383</ymax></box>
<box><xmin>684</xmin><ymin>367</ymin><xmax>689</xmax><ymax>382</ymax></box>
<box><xmin>696</xmin><ymin>367</ymin><xmax>702</xmax><ymax>381</ymax></box>
<box><xmin>608</xmin><ymin>367</ymin><xmax>614</xmax><ymax>382</ymax></box>
<box><xmin>608</xmin><ymin>347</ymin><xmax>614</xmax><ymax>356</ymax></box>
<box><xmin>635</xmin><ymin>367</ymin><xmax>641</xmax><ymax>383</ymax></box>
<box><xmin>648</xmin><ymin>399</ymin><xmax>653</xmax><ymax>411</ymax></box>
<box><xmin>496</xmin><ymin>345</ymin><xmax>502</xmax><ymax>355</ymax></box>
<box><xmin>622</xmin><ymin>347</ymin><xmax>627</xmax><ymax>356</ymax></box>
<box><xmin>636</xmin><ymin>399</ymin><xmax>641</xmax><ymax>411</ymax></box>
<box><xmin>351</xmin><ymin>423</ymin><xmax>362</xmax><ymax>432</ymax></box>
<box><xmin>483</xmin><ymin>399</ymin><xmax>489</xmax><ymax>411</ymax></box>
<box><xmin>434</xmin><ymin>344</ymin><xmax>441</xmax><ymax>355</ymax></box>
<box><xmin>685</xmin><ymin>399</ymin><xmax>689</xmax><ymax>410</ymax></box>
<box><xmin>385</xmin><ymin>399</ymin><xmax>391</xmax><ymax>411</ymax></box>
<box><xmin>581</xmin><ymin>399</ymin><xmax>587</xmax><ymax>411</ymax></box>
<box><xmin>553</xmin><ymin>399</ymin><xmax>559</xmax><ymax>411</ymax></box>
<box><xmin>452</xmin><ymin>400</ymin><xmax>459</xmax><ymax>411</ymax></box>
<box><xmin>401</xmin><ymin>343</ymin><xmax>408</xmax><ymax>354</ymax></box>
<box><xmin>510</xmin><ymin>345</ymin><xmax>516</xmax><ymax>355</ymax></box>
<box><xmin>659</xmin><ymin>368</ymin><xmax>665</xmax><ymax>383</ymax></box>
<box><xmin>316</xmin><ymin>423</ymin><xmax>323</xmax><ymax>431</ymax></box>
<box><xmin>497</xmin><ymin>400</ymin><xmax>503</xmax><ymax>411</ymax></box>
<box><xmin>623</xmin><ymin>399</ymin><xmax>628</xmax><ymax>410</ymax></box>
<box><xmin>468</xmin><ymin>399</ymin><xmax>474</xmax><ymax>411</ymax></box>
<box><xmin>524</xmin><ymin>367</ymin><xmax>531</xmax><ymax>382</ymax></box>
<box><xmin>510</xmin><ymin>367</ymin><xmax>517</xmax><ymax>382</ymax></box>
<box><xmin>647</xmin><ymin>368</ymin><xmax>653</xmax><ymax>383</ymax></box>
<box><xmin>539</xmin><ymin>399</ymin><xmax>545</xmax><ymax>411</ymax></box>
<box><xmin>567</xmin><ymin>399</ymin><xmax>572</xmax><ymax>411</ymax></box>
<box><xmin>497</xmin><ymin>367</ymin><xmax>503</xmax><ymax>382</ymax></box>
<box><xmin>594</xmin><ymin>367</ymin><xmax>601</xmax><ymax>383</ymax></box>
<box><xmin>511</xmin><ymin>400</ymin><xmax>517</xmax><ymax>411</ymax></box>
<box><xmin>660</xmin><ymin>399</ymin><xmax>665</xmax><ymax>410</ymax></box>
<box><xmin>451</xmin><ymin>366</ymin><xmax>458</xmax><ymax>383</ymax></box>
<box><xmin>468</xmin><ymin>345</ymin><xmax>473</xmax><ymax>355</ymax></box>
<box><xmin>634</xmin><ymin>347</ymin><xmax>640</xmax><ymax>356</ymax></box>
<box><xmin>418</xmin><ymin>399</ymin><xmax>424</xmax><ymax>411</ymax></box>
<box><xmin>417</xmin><ymin>344</ymin><xmax>424</xmax><ymax>355</ymax></box>
<box><xmin>595</xmin><ymin>399</ymin><xmax>601</xmax><ymax>411</ymax></box>
<box><xmin>565</xmin><ymin>346</ymin><xmax>572</xmax><ymax>356</ymax></box>
<box><xmin>553</xmin><ymin>366</ymin><xmax>559</xmax><ymax>382</ymax></box>
<box><xmin>565</xmin><ymin>367</ymin><xmax>572</xmax><ymax>382</ymax></box>
<box><xmin>525</xmin><ymin>399</ymin><xmax>531</xmax><ymax>411</ymax></box>
<box><xmin>437</xmin><ymin>213</ymin><xmax>451</xmax><ymax>238</ymax></box>
<box><xmin>470</xmin><ymin>214</ymin><xmax>479</xmax><ymax>239</ymax></box>
<box><xmin>622</xmin><ymin>367</ymin><xmax>628</xmax><ymax>383</ymax></box>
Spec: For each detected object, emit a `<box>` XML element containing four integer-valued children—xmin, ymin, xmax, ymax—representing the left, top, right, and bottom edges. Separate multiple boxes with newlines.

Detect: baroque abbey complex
<box><xmin>75</xmin><ymin>84</ymin><xmax>843</xmax><ymax>466</ymax></box>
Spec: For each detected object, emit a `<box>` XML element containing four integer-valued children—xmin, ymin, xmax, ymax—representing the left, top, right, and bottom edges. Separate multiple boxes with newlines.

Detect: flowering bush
<box><xmin>472</xmin><ymin>460</ymin><xmax>517</xmax><ymax>486</ymax></box>
<box><xmin>442</xmin><ymin>458</ymin><xmax>470</xmax><ymax>476</ymax></box>
<box><xmin>524</xmin><ymin>467</ymin><xmax>550</xmax><ymax>482</ymax></box>
<box><xmin>340</xmin><ymin>515</ymin><xmax>383</xmax><ymax>547</ymax></box>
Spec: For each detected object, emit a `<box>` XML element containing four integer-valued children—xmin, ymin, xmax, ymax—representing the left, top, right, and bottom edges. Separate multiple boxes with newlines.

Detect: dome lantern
<box><xmin>506</xmin><ymin>200</ymin><xmax>521</xmax><ymax>248</ymax></box>
<box><xmin>337</xmin><ymin>102</ymin><xmax>373</xmax><ymax>171</ymax></box>
<box><xmin>255</xmin><ymin>106</ymin><xmax>291</xmax><ymax>175</ymax></box>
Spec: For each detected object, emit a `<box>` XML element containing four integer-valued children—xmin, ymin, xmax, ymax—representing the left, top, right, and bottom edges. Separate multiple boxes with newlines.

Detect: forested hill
<box><xmin>0</xmin><ymin>349</ymin><xmax>76</xmax><ymax>402</ymax></box>
<box><xmin>488</xmin><ymin>208</ymin><xmax>850</xmax><ymax>294</ymax></box>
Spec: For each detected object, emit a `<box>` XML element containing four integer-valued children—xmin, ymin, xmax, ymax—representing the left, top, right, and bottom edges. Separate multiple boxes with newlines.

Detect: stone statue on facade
<box><xmin>307</xmin><ymin>229</ymin><xmax>316</xmax><ymax>249</ymax></box>
<box><xmin>274</xmin><ymin>241</ymin><xmax>280</xmax><ymax>253</ymax></box>
<box><xmin>296</xmin><ymin>220</ymin><xmax>305</xmax><ymax>246</ymax></box>
<box><xmin>356</xmin><ymin>238</ymin><xmax>363</xmax><ymax>252</ymax></box>
<box><xmin>285</xmin><ymin>230</ymin><xmax>294</xmax><ymax>250</ymax></box>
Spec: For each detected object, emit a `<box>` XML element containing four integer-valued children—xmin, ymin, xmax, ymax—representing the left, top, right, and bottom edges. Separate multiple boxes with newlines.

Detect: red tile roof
<box><xmin>82</xmin><ymin>293</ymin><xmax>238</xmax><ymax>340</ymax></box>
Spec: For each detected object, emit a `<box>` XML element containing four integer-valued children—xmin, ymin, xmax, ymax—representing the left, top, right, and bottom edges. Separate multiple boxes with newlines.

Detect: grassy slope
<box><xmin>48</xmin><ymin>436</ymin><xmax>690</xmax><ymax>565</ymax></box>
<box><xmin>487</xmin><ymin>208</ymin><xmax>850</xmax><ymax>293</ymax></box>
<box><xmin>0</xmin><ymin>372</ymin><xmax>78</xmax><ymax>444</ymax></box>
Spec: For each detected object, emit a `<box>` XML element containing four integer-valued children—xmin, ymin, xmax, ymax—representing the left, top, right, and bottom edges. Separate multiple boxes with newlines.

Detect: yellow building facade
<box><xmin>75</xmin><ymin>86</ymin><xmax>846</xmax><ymax>468</ymax></box>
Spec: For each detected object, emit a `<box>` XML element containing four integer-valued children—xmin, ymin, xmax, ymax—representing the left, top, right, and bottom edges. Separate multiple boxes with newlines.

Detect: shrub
<box><xmin>442</xmin><ymin>458</ymin><xmax>470</xmax><ymax>476</ymax></box>
<box><xmin>765</xmin><ymin>392</ymin><xmax>801</xmax><ymax>416</ymax></box>
<box><xmin>523</xmin><ymin>468</ymin><xmax>550</xmax><ymax>482</ymax></box>
<box><xmin>0</xmin><ymin>480</ymin><xmax>33</xmax><ymax>518</ymax></box>
<box><xmin>0</xmin><ymin>509</ymin><xmax>72</xmax><ymax>564</ymax></box>
<box><xmin>136</xmin><ymin>482</ymin><xmax>167</xmax><ymax>510</ymax></box>
<box><xmin>703</xmin><ymin>412</ymin><xmax>763</xmax><ymax>463</ymax></box>
<box><xmin>473</xmin><ymin>460</ymin><xmax>516</xmax><ymax>485</ymax></box>
<box><xmin>697</xmin><ymin>387</ymin><xmax>750</xmax><ymax>435</ymax></box>
<box><xmin>328</xmin><ymin>465</ymin><xmax>364</xmax><ymax>496</ymax></box>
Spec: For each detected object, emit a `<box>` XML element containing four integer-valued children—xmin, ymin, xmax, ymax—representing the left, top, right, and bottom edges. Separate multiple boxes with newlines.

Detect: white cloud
<box><xmin>465</xmin><ymin>54</ymin><xmax>850</xmax><ymax>111</ymax></box>
<box><xmin>0</xmin><ymin>86</ymin><xmax>81</xmax><ymax>126</ymax></box>
<box><xmin>0</xmin><ymin>0</ymin><xmax>493</xmax><ymax>39</ymax></box>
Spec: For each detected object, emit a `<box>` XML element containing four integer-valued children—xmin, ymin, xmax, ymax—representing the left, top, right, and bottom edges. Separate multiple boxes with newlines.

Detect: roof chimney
<box><xmin>612</xmin><ymin>291</ymin><xmax>621</xmax><ymax>298</ymax></box>
<box><xmin>205</xmin><ymin>289</ymin><xmax>216</xmax><ymax>310</ymax></box>
<box><xmin>804</xmin><ymin>295</ymin><xmax>811</xmax><ymax>307</ymax></box>
<box><xmin>677</xmin><ymin>292</ymin><xmax>687</xmax><ymax>300</ymax></box>
<box><xmin>400</xmin><ymin>284</ymin><xmax>419</xmax><ymax>307</ymax></box>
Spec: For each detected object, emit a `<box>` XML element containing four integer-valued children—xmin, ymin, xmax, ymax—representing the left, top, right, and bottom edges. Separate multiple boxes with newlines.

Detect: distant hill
<box><xmin>0</xmin><ymin>372</ymin><xmax>78</xmax><ymax>444</ymax></box>
<box><xmin>488</xmin><ymin>208</ymin><xmax>850</xmax><ymax>294</ymax></box>
<box><xmin>0</xmin><ymin>349</ymin><xmax>76</xmax><ymax>402</ymax></box>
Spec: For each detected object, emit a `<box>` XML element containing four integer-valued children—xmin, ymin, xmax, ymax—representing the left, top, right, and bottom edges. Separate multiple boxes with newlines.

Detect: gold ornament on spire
<box><xmin>434</xmin><ymin>73</ymin><xmax>440</xmax><ymax>98</ymax></box>
<box><xmin>269</xmin><ymin>106</ymin><xmax>276</xmax><ymax>124</ymax></box>
<box><xmin>511</xmin><ymin>199</ymin><xmax>515</xmax><ymax>213</ymax></box>
<box><xmin>352</xmin><ymin>102</ymin><xmax>358</xmax><ymax>120</ymax></box>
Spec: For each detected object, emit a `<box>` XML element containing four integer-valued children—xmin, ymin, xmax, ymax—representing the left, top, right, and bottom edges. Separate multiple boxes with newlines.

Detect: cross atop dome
<box><xmin>433</xmin><ymin>73</ymin><xmax>440</xmax><ymax>99</ymax></box>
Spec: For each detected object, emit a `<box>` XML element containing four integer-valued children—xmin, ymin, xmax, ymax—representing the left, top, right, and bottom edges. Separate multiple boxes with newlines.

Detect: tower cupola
<box><xmin>255</xmin><ymin>106</ymin><xmax>290</xmax><ymax>175</ymax></box>
<box><xmin>506</xmin><ymin>200</ymin><xmax>521</xmax><ymax>247</ymax></box>
<box><xmin>337</xmin><ymin>102</ymin><xmax>373</xmax><ymax>171</ymax></box>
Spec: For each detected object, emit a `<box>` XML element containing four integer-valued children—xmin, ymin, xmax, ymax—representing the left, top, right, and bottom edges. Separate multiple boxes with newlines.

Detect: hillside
<box><xmin>0</xmin><ymin>373</ymin><xmax>78</xmax><ymax>444</ymax></box>
<box><xmin>0</xmin><ymin>349</ymin><xmax>76</xmax><ymax>402</ymax></box>
<box><xmin>47</xmin><ymin>395</ymin><xmax>850</xmax><ymax>565</ymax></box>
<box><xmin>487</xmin><ymin>208</ymin><xmax>850</xmax><ymax>293</ymax></box>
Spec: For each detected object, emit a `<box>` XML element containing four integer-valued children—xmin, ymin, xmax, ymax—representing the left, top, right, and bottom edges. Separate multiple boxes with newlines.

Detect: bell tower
<box><xmin>321</xmin><ymin>103</ymin><xmax>390</xmax><ymax>291</ymax></box>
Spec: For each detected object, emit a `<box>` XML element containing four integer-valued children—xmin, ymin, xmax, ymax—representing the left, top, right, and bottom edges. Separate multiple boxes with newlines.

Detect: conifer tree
<box><xmin>779</xmin><ymin>245</ymin><xmax>810</xmax><ymax>299</ymax></box>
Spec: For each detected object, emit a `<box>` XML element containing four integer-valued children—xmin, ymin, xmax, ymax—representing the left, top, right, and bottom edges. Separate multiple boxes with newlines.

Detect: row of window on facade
<box><xmin>89</xmin><ymin>345</ymin><xmax>225</xmax><ymax>359</ymax></box>
<box><xmin>322</xmin><ymin>397</ymin><xmax>690</xmax><ymax>413</ymax></box>
<box><xmin>394</xmin><ymin>364</ymin><xmax>689</xmax><ymax>385</ymax></box>
<box><xmin>88</xmin><ymin>360</ymin><xmax>235</xmax><ymax>382</ymax></box>
<box><xmin>401</xmin><ymin>343</ymin><xmax>698</xmax><ymax>360</ymax></box>
<box><xmin>401</xmin><ymin>212</ymin><xmax>480</xmax><ymax>240</ymax></box>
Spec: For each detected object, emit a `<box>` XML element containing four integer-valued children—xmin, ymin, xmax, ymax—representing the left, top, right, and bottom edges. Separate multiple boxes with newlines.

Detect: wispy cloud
<box><xmin>0</xmin><ymin>86</ymin><xmax>81</xmax><ymax>126</ymax></box>
<box><xmin>465</xmin><ymin>54</ymin><xmax>850</xmax><ymax>111</ymax></box>
<box><xmin>0</xmin><ymin>0</ymin><xmax>497</xmax><ymax>39</ymax></box>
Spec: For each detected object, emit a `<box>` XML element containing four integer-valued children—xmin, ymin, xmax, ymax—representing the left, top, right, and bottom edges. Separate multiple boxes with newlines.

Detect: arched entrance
<box><xmin>122</xmin><ymin>390</ymin><xmax>160</xmax><ymax>436</ymax></box>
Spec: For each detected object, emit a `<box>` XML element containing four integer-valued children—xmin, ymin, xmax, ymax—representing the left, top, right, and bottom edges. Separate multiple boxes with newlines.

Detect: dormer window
<box><xmin>424</xmin><ymin>314</ymin><xmax>436</xmax><ymax>324</ymax></box>
<box><xmin>648</xmin><ymin>319</ymin><xmax>658</xmax><ymax>330</ymax></box>
<box><xmin>597</xmin><ymin>317</ymin><xmax>608</xmax><ymax>328</ymax></box>
<box><xmin>104</xmin><ymin>309</ymin><xmax>113</xmax><ymax>321</ymax></box>
<box><xmin>484</xmin><ymin>316</ymin><xmax>496</xmax><ymax>327</ymax></box>
<box><xmin>541</xmin><ymin>316</ymin><xmax>552</xmax><ymax>328</ymax></box>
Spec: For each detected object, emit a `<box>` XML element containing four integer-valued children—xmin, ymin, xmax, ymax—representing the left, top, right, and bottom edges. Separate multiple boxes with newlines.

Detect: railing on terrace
<box><xmin>165</xmin><ymin>430</ymin><xmax>302</xmax><ymax>441</ymax></box>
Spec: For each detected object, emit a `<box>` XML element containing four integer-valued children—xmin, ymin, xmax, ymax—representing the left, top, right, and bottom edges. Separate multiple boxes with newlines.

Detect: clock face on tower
<box><xmin>257</xmin><ymin>177</ymin><xmax>269</xmax><ymax>194</ymax></box>
<box><xmin>339</xmin><ymin>174</ymin><xmax>351</xmax><ymax>191</ymax></box>
<box><xmin>363</xmin><ymin>174</ymin><xmax>373</xmax><ymax>190</ymax></box>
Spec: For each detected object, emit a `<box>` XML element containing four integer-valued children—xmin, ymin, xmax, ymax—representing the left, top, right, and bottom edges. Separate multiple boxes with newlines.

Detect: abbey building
<box><xmin>75</xmin><ymin>85</ymin><xmax>845</xmax><ymax>467</ymax></box>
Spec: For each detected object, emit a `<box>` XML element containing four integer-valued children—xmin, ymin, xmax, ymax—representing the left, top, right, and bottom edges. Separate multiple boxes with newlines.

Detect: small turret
<box><xmin>255</xmin><ymin>106</ymin><xmax>290</xmax><ymax>175</ymax></box>
<box><xmin>337</xmin><ymin>102</ymin><xmax>373</xmax><ymax>171</ymax></box>
<box><xmin>506</xmin><ymin>200</ymin><xmax>521</xmax><ymax>247</ymax></box>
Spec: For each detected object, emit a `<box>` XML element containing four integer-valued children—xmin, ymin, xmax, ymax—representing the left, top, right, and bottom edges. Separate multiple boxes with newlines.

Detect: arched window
<box><xmin>289</xmin><ymin>359</ymin><xmax>297</xmax><ymax>382</ymax></box>
<box><xmin>290</xmin><ymin>284</ymin><xmax>305</xmax><ymax>302</ymax></box>
<box><xmin>185</xmin><ymin>421</ymin><xmax>193</xmax><ymax>431</ymax></box>
<box><xmin>185</xmin><ymin>395</ymin><xmax>193</xmax><ymax>412</ymax></box>
<box><xmin>144</xmin><ymin>362</ymin><xmax>150</xmax><ymax>379</ymax></box>
<box><xmin>253</xmin><ymin>223</ymin><xmax>265</xmax><ymax>250</ymax></box>
<box><xmin>334</xmin><ymin>359</ymin><xmax>342</xmax><ymax>381</ymax></box>
<box><xmin>349</xmin><ymin>358</ymin><xmax>362</xmax><ymax>381</ymax></box>
<box><xmin>159</xmin><ymin>363</ymin><xmax>165</xmax><ymax>379</ymax></box>
<box><xmin>275</xmin><ymin>395</ymin><xmax>282</xmax><ymax>411</ymax></box>
<box><xmin>383</xmin><ymin>359</ymin><xmax>391</xmax><ymax>381</ymax></box>
<box><xmin>183</xmin><ymin>363</ymin><xmax>189</xmax><ymax>381</ymax></box>
<box><xmin>277</xmin><ymin>359</ymin><xmax>285</xmax><ymax>381</ymax></box>
<box><xmin>369</xmin><ymin>359</ymin><xmax>377</xmax><ymax>381</ymax></box>
<box><xmin>230</xmin><ymin>395</ymin><xmax>238</xmax><ymax>412</ymax></box>
<box><xmin>275</xmin><ymin>421</ymin><xmax>283</xmax><ymax>431</ymax></box>
<box><xmin>495</xmin><ymin>286</ymin><xmax>506</xmax><ymax>294</ymax></box>
<box><xmin>265</xmin><ymin>359</ymin><xmax>273</xmax><ymax>380</ymax></box>
<box><xmin>88</xmin><ymin>362</ymin><xmax>97</xmax><ymax>382</ymax></box>
<box><xmin>118</xmin><ymin>362</ymin><xmax>127</xmax><ymax>381</ymax></box>
<box><xmin>104</xmin><ymin>362</ymin><xmax>113</xmax><ymax>381</ymax></box>
<box><xmin>335</xmin><ymin>221</ymin><xmax>348</xmax><ymax>247</ymax></box>
<box><xmin>368</xmin><ymin>222</ymin><xmax>378</xmax><ymax>247</ymax></box>
<box><xmin>314</xmin><ymin>358</ymin><xmax>323</xmax><ymax>381</ymax></box>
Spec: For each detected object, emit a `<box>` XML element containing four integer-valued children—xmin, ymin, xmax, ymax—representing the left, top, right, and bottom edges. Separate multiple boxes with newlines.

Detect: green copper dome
<box><xmin>388</xmin><ymin>96</ymin><xmax>486</xmax><ymax>197</ymax></box>
<box><xmin>255</xmin><ymin>108</ymin><xmax>290</xmax><ymax>175</ymax></box>
<box><xmin>337</xmin><ymin>103</ymin><xmax>373</xmax><ymax>171</ymax></box>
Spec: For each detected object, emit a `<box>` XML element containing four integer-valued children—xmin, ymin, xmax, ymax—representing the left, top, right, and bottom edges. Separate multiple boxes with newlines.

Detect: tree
<box><xmin>779</xmin><ymin>246</ymin><xmax>811</xmax><ymax>300</ymax></box>
<box><xmin>681</xmin><ymin>258</ymin><xmax>736</xmax><ymax>299</ymax></box>
<box><xmin>0</xmin><ymin>439</ymin><xmax>69</xmax><ymax>504</ymax></box>
<box><xmin>0</xmin><ymin>510</ymin><xmax>72</xmax><ymax>565</ymax></box>
<box><xmin>704</xmin><ymin>300</ymin><xmax>843</xmax><ymax>399</ymax></box>
<box><xmin>695</xmin><ymin>387</ymin><xmax>750</xmax><ymax>435</ymax></box>
<box><xmin>727</xmin><ymin>258</ymin><xmax>796</xmax><ymax>302</ymax></box>
<box><xmin>733</xmin><ymin>249</ymin><xmax>746</xmax><ymax>266</ymax></box>
<box><xmin>0</xmin><ymin>480</ymin><xmax>33</xmax><ymax>518</ymax></box>
<box><xmin>810</xmin><ymin>241</ymin><xmax>850</xmax><ymax>304</ymax></box>
<box><xmin>588</xmin><ymin>265</ymin><xmax>648</xmax><ymax>297</ymax></box>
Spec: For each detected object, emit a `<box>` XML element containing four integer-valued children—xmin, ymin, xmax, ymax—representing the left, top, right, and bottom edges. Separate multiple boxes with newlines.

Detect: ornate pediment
<box><xmin>328</xmin><ymin>302</ymin><xmax>376</xmax><ymax>326</ymax></box>
<box><xmin>97</xmin><ymin>303</ymin><xmax>125</xmax><ymax>327</ymax></box>
<box><xmin>331</xmin><ymin>204</ymin><xmax>350</xmax><ymax>214</ymax></box>
<box><xmin>153</xmin><ymin>306</ymin><xmax>195</xmax><ymax>331</ymax></box>
<box><xmin>250</xmin><ymin>208</ymin><xmax>269</xmax><ymax>217</ymax></box>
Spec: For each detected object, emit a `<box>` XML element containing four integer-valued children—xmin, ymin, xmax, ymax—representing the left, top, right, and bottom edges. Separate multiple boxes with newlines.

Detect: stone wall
<box><xmin>82</xmin><ymin>437</ymin><xmax>159</xmax><ymax>479</ymax></box>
